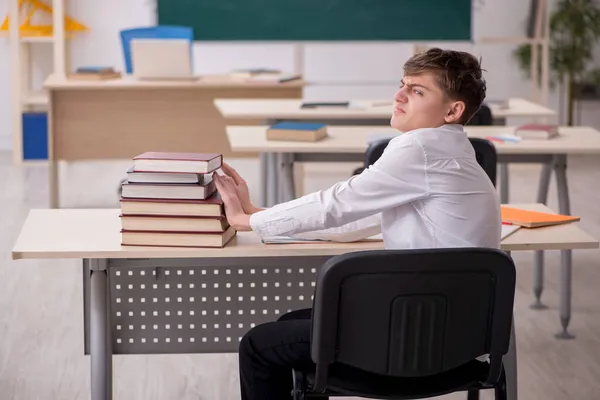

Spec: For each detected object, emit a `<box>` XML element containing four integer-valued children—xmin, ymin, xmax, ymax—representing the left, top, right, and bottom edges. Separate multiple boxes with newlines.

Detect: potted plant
<box><xmin>513</xmin><ymin>0</ymin><xmax>600</xmax><ymax>125</ymax></box>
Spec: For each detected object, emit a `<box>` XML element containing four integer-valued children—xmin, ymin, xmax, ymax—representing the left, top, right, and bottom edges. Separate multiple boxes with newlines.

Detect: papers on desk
<box><xmin>262</xmin><ymin>233</ymin><xmax>383</xmax><ymax>244</ymax></box>
<box><xmin>263</xmin><ymin>227</ymin><xmax>518</xmax><ymax>244</ymax></box>
<box><xmin>501</xmin><ymin>224</ymin><xmax>520</xmax><ymax>240</ymax></box>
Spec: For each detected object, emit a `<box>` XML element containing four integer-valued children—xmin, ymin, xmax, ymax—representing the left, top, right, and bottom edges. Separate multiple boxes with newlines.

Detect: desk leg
<box><xmin>260</xmin><ymin>153</ymin><xmax>268</xmax><ymax>208</ymax></box>
<box><xmin>280</xmin><ymin>153</ymin><xmax>296</xmax><ymax>202</ymax></box>
<box><xmin>554</xmin><ymin>155</ymin><xmax>575</xmax><ymax>339</ymax></box>
<box><xmin>504</xmin><ymin>315</ymin><xmax>518</xmax><ymax>400</ymax></box>
<box><xmin>49</xmin><ymin>160</ymin><xmax>59</xmax><ymax>208</ymax></box>
<box><xmin>89</xmin><ymin>259</ymin><xmax>112</xmax><ymax>400</ymax></box>
<box><xmin>531</xmin><ymin>163</ymin><xmax>552</xmax><ymax>310</ymax></box>
<box><xmin>500</xmin><ymin>163</ymin><xmax>509</xmax><ymax>203</ymax></box>
<box><xmin>267</xmin><ymin>153</ymin><xmax>279</xmax><ymax>207</ymax></box>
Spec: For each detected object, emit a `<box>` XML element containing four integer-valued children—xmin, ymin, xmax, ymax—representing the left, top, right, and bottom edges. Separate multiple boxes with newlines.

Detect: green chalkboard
<box><xmin>157</xmin><ymin>0</ymin><xmax>472</xmax><ymax>41</ymax></box>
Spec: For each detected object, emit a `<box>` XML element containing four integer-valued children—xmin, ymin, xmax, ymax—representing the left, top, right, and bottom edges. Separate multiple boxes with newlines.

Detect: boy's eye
<box><xmin>414</xmin><ymin>89</ymin><xmax>422</xmax><ymax>95</ymax></box>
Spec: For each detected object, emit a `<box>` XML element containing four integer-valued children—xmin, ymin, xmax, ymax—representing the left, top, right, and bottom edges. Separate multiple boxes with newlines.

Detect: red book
<box><xmin>133</xmin><ymin>152</ymin><xmax>223</xmax><ymax>174</ymax></box>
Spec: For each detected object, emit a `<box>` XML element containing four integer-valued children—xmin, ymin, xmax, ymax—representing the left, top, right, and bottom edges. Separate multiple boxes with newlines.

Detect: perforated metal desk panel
<box><xmin>83</xmin><ymin>256</ymin><xmax>330</xmax><ymax>354</ymax></box>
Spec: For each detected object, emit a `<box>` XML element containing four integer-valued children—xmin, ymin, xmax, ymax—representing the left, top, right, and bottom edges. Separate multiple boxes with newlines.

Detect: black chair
<box><xmin>467</xmin><ymin>104</ymin><xmax>494</xmax><ymax>126</ymax></box>
<box><xmin>352</xmin><ymin>104</ymin><xmax>496</xmax><ymax>178</ymax></box>
<box><xmin>292</xmin><ymin>248</ymin><xmax>516</xmax><ymax>400</ymax></box>
<box><xmin>354</xmin><ymin>136</ymin><xmax>498</xmax><ymax>187</ymax></box>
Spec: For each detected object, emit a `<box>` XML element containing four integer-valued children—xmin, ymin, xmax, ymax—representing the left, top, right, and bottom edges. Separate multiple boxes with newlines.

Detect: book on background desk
<box><xmin>267</xmin><ymin>122</ymin><xmax>328</xmax><ymax>142</ymax></box>
<box><xmin>133</xmin><ymin>152</ymin><xmax>222</xmax><ymax>174</ymax></box>
<box><xmin>501</xmin><ymin>206</ymin><xmax>579</xmax><ymax>228</ymax></box>
<box><xmin>515</xmin><ymin>124</ymin><xmax>559</xmax><ymax>140</ymax></box>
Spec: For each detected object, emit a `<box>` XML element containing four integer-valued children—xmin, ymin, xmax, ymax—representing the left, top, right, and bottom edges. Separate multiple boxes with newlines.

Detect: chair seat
<box><xmin>305</xmin><ymin>360</ymin><xmax>491</xmax><ymax>399</ymax></box>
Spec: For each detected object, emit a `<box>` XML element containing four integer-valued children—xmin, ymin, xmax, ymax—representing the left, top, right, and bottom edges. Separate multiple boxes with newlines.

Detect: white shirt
<box><xmin>249</xmin><ymin>124</ymin><xmax>502</xmax><ymax>249</ymax></box>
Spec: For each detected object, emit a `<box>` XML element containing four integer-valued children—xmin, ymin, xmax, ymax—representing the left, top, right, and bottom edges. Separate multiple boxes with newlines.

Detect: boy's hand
<box><xmin>220</xmin><ymin>163</ymin><xmax>262</xmax><ymax>214</ymax></box>
<box><xmin>213</xmin><ymin>172</ymin><xmax>251</xmax><ymax>231</ymax></box>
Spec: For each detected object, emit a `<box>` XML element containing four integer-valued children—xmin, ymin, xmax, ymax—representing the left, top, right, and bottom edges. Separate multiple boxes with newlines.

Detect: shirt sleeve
<box><xmin>249</xmin><ymin>136</ymin><xmax>429</xmax><ymax>238</ymax></box>
<box><xmin>287</xmin><ymin>213</ymin><xmax>382</xmax><ymax>242</ymax></box>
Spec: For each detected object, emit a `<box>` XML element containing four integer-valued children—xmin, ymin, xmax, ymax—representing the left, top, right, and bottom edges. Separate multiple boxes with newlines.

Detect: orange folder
<box><xmin>501</xmin><ymin>206</ymin><xmax>580</xmax><ymax>228</ymax></box>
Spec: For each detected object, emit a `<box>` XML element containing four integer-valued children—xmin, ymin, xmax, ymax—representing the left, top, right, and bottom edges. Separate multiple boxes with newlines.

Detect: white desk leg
<box><xmin>554</xmin><ymin>155</ymin><xmax>575</xmax><ymax>339</ymax></box>
<box><xmin>89</xmin><ymin>259</ymin><xmax>112</xmax><ymax>400</ymax></box>
<box><xmin>280</xmin><ymin>153</ymin><xmax>296</xmax><ymax>202</ymax></box>
<box><xmin>504</xmin><ymin>316</ymin><xmax>518</xmax><ymax>400</ymax></box>
<box><xmin>260</xmin><ymin>153</ymin><xmax>269</xmax><ymax>208</ymax></box>
<box><xmin>531</xmin><ymin>162</ymin><xmax>552</xmax><ymax>310</ymax></box>
<box><xmin>49</xmin><ymin>160</ymin><xmax>59</xmax><ymax>208</ymax></box>
<box><xmin>500</xmin><ymin>163</ymin><xmax>509</xmax><ymax>203</ymax></box>
<box><xmin>267</xmin><ymin>153</ymin><xmax>279</xmax><ymax>207</ymax></box>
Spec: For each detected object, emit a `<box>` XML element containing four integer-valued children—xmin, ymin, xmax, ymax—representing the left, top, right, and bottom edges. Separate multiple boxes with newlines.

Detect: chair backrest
<box><xmin>467</xmin><ymin>104</ymin><xmax>494</xmax><ymax>126</ymax></box>
<box><xmin>364</xmin><ymin>136</ymin><xmax>497</xmax><ymax>187</ymax></box>
<box><xmin>120</xmin><ymin>26</ymin><xmax>194</xmax><ymax>73</ymax></box>
<box><xmin>309</xmin><ymin>248</ymin><xmax>516</xmax><ymax>390</ymax></box>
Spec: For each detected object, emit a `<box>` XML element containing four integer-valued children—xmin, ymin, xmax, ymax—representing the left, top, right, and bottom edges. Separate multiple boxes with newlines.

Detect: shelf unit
<box><xmin>7</xmin><ymin>0</ymin><xmax>72</xmax><ymax>164</ymax></box>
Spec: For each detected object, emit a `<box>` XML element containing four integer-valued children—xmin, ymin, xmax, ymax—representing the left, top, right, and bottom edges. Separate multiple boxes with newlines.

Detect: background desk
<box><xmin>11</xmin><ymin>206</ymin><xmax>598</xmax><ymax>400</ymax></box>
<box><xmin>216</xmin><ymin>97</ymin><xmax>556</xmax><ymax>206</ymax></box>
<box><xmin>214</xmin><ymin>97</ymin><xmax>555</xmax><ymax>122</ymax></box>
<box><xmin>227</xmin><ymin>125</ymin><xmax>600</xmax><ymax>335</ymax></box>
<box><xmin>43</xmin><ymin>74</ymin><xmax>304</xmax><ymax>208</ymax></box>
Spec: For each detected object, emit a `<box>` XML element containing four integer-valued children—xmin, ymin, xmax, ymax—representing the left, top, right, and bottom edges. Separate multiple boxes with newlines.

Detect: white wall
<box><xmin>0</xmin><ymin>0</ymin><xmax>595</xmax><ymax>152</ymax></box>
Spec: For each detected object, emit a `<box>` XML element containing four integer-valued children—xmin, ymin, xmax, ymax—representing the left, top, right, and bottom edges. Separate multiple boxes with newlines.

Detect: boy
<box><xmin>213</xmin><ymin>48</ymin><xmax>501</xmax><ymax>400</ymax></box>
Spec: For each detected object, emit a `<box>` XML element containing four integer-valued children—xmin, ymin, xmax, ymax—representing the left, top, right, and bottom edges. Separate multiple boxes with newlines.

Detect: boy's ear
<box><xmin>444</xmin><ymin>101</ymin><xmax>466</xmax><ymax>124</ymax></box>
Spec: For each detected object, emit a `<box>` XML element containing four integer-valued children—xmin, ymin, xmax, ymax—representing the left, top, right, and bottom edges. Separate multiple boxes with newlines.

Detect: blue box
<box><xmin>22</xmin><ymin>112</ymin><xmax>48</xmax><ymax>160</ymax></box>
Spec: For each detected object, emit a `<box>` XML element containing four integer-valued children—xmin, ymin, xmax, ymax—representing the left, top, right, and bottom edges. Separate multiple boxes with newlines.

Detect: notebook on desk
<box><xmin>501</xmin><ymin>206</ymin><xmax>579</xmax><ymax>228</ymax></box>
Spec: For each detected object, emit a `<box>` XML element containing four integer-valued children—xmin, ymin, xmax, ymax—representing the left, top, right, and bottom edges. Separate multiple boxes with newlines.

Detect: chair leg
<box><xmin>292</xmin><ymin>369</ymin><xmax>306</xmax><ymax>400</ymax></box>
<box><xmin>467</xmin><ymin>389</ymin><xmax>480</xmax><ymax>400</ymax></box>
<box><xmin>494</xmin><ymin>368</ymin><xmax>508</xmax><ymax>400</ymax></box>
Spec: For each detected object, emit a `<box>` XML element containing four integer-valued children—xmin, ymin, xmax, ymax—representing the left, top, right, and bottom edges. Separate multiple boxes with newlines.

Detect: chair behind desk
<box><xmin>355</xmin><ymin>136</ymin><xmax>498</xmax><ymax>187</ymax></box>
<box><xmin>293</xmin><ymin>248</ymin><xmax>516</xmax><ymax>400</ymax></box>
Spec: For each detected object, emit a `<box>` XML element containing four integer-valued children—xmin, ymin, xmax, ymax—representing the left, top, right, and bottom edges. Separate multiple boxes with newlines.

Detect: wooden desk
<box><xmin>43</xmin><ymin>73</ymin><xmax>304</xmax><ymax>208</ymax></box>
<box><xmin>11</xmin><ymin>205</ymin><xmax>598</xmax><ymax>400</ymax></box>
<box><xmin>214</xmin><ymin>97</ymin><xmax>555</xmax><ymax>121</ymax></box>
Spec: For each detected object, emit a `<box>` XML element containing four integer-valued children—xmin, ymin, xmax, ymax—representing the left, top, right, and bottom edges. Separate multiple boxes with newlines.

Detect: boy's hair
<box><xmin>403</xmin><ymin>48</ymin><xmax>486</xmax><ymax>125</ymax></box>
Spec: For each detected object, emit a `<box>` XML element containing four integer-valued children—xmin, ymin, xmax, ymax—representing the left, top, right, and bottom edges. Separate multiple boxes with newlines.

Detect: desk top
<box><xmin>214</xmin><ymin>98</ymin><xmax>555</xmax><ymax>120</ymax></box>
<box><xmin>11</xmin><ymin>204</ymin><xmax>598</xmax><ymax>260</ymax></box>
<box><xmin>43</xmin><ymin>73</ymin><xmax>306</xmax><ymax>90</ymax></box>
<box><xmin>226</xmin><ymin>125</ymin><xmax>600</xmax><ymax>155</ymax></box>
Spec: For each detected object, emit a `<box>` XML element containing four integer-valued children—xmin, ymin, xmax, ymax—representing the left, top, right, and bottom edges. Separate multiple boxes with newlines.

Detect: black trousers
<box><xmin>239</xmin><ymin>308</ymin><xmax>314</xmax><ymax>400</ymax></box>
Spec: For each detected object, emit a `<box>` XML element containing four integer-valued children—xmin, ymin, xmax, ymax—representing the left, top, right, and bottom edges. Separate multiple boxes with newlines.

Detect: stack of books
<box><xmin>119</xmin><ymin>151</ymin><xmax>236</xmax><ymax>248</ymax></box>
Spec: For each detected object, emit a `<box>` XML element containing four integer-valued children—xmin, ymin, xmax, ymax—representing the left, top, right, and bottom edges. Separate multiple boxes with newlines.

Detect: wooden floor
<box><xmin>1</xmin><ymin>152</ymin><xmax>599</xmax><ymax>400</ymax></box>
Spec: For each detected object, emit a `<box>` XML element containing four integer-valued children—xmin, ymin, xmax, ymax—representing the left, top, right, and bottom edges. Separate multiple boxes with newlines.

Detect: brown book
<box><xmin>121</xmin><ymin>225</ymin><xmax>237</xmax><ymax>248</ymax></box>
<box><xmin>133</xmin><ymin>152</ymin><xmax>222</xmax><ymax>174</ymax></box>
<box><xmin>120</xmin><ymin>193</ymin><xmax>224</xmax><ymax>217</ymax></box>
<box><xmin>120</xmin><ymin>214</ymin><xmax>229</xmax><ymax>233</ymax></box>
<box><xmin>121</xmin><ymin>178</ymin><xmax>216</xmax><ymax>200</ymax></box>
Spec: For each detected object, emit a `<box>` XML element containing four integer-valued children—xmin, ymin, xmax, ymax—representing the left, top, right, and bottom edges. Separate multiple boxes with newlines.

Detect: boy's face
<box><xmin>390</xmin><ymin>72</ymin><xmax>466</xmax><ymax>132</ymax></box>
